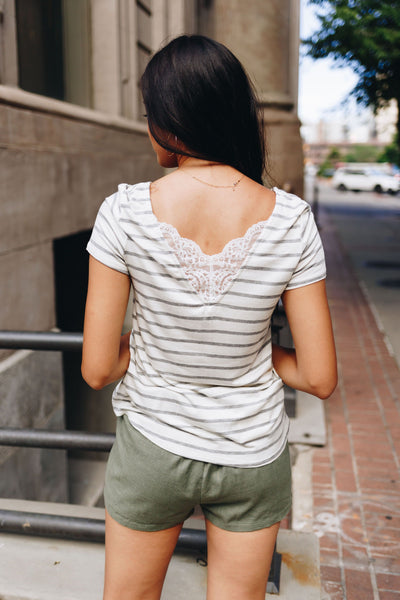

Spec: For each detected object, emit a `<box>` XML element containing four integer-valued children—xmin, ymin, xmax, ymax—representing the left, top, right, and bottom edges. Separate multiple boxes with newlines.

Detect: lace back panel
<box><xmin>159</xmin><ymin>221</ymin><xmax>267</xmax><ymax>303</ymax></box>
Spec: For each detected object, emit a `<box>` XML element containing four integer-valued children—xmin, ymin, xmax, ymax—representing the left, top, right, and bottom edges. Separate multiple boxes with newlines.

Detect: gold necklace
<box><xmin>179</xmin><ymin>169</ymin><xmax>243</xmax><ymax>191</ymax></box>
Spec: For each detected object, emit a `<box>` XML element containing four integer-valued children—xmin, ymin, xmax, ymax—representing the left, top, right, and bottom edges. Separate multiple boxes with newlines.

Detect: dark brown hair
<box><xmin>140</xmin><ymin>35</ymin><xmax>267</xmax><ymax>185</ymax></box>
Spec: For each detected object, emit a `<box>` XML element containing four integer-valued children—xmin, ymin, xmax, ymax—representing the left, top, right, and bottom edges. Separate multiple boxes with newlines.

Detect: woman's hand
<box><xmin>272</xmin><ymin>280</ymin><xmax>337</xmax><ymax>399</ymax></box>
<box><xmin>82</xmin><ymin>256</ymin><xmax>131</xmax><ymax>390</ymax></box>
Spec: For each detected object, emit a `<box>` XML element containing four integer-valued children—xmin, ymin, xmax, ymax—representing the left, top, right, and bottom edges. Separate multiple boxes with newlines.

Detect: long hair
<box><xmin>140</xmin><ymin>35</ymin><xmax>267</xmax><ymax>185</ymax></box>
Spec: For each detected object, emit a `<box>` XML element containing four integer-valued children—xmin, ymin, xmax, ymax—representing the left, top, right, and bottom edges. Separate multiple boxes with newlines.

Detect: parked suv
<box><xmin>332</xmin><ymin>166</ymin><xmax>399</xmax><ymax>194</ymax></box>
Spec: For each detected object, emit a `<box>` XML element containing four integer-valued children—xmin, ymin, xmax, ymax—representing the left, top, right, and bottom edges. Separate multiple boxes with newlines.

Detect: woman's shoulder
<box><xmin>273</xmin><ymin>187</ymin><xmax>312</xmax><ymax>218</ymax></box>
<box><xmin>273</xmin><ymin>187</ymin><xmax>309</xmax><ymax>208</ymax></box>
<box><xmin>101</xmin><ymin>181</ymin><xmax>151</xmax><ymax>210</ymax></box>
<box><xmin>115</xmin><ymin>181</ymin><xmax>151</xmax><ymax>200</ymax></box>
<box><xmin>94</xmin><ymin>182</ymin><xmax>152</xmax><ymax>228</ymax></box>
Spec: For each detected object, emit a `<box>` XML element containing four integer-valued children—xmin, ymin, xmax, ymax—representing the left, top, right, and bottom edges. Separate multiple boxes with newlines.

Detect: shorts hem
<box><xmin>105</xmin><ymin>503</ymin><xmax>194</xmax><ymax>532</ymax></box>
<box><xmin>202</xmin><ymin>499</ymin><xmax>292</xmax><ymax>533</ymax></box>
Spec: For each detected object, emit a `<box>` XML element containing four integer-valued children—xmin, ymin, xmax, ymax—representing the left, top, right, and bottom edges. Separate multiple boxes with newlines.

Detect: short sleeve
<box><xmin>286</xmin><ymin>208</ymin><xmax>326</xmax><ymax>290</ymax></box>
<box><xmin>86</xmin><ymin>191</ymin><xmax>129</xmax><ymax>275</ymax></box>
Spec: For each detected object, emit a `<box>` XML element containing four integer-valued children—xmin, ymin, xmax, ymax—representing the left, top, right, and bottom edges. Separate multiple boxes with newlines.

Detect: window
<box><xmin>15</xmin><ymin>0</ymin><xmax>65</xmax><ymax>100</ymax></box>
<box><xmin>119</xmin><ymin>0</ymin><xmax>153</xmax><ymax>120</ymax></box>
<box><xmin>14</xmin><ymin>0</ymin><xmax>91</xmax><ymax>106</ymax></box>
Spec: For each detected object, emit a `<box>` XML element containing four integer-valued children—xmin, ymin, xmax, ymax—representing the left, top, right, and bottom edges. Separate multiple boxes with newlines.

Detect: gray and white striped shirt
<box><xmin>87</xmin><ymin>182</ymin><xmax>326</xmax><ymax>467</ymax></box>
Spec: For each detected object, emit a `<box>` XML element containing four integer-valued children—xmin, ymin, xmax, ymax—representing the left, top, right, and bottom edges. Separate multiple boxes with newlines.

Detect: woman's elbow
<box><xmin>85</xmin><ymin>378</ymin><xmax>107</xmax><ymax>391</ymax></box>
<box><xmin>309</xmin><ymin>372</ymin><xmax>338</xmax><ymax>400</ymax></box>
<box><xmin>81</xmin><ymin>363</ymin><xmax>109</xmax><ymax>390</ymax></box>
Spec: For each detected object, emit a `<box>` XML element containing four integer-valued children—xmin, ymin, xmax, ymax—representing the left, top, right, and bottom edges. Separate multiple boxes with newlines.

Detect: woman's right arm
<box><xmin>81</xmin><ymin>256</ymin><xmax>131</xmax><ymax>390</ymax></box>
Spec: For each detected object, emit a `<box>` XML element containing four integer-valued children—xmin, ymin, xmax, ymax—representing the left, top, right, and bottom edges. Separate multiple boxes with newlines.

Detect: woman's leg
<box><xmin>205</xmin><ymin>519</ymin><xmax>280</xmax><ymax>600</ymax></box>
<box><xmin>103</xmin><ymin>510</ymin><xmax>183</xmax><ymax>600</ymax></box>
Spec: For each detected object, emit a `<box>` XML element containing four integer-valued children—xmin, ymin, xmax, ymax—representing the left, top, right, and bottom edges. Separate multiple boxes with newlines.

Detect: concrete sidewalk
<box><xmin>304</xmin><ymin>191</ymin><xmax>400</xmax><ymax>599</ymax></box>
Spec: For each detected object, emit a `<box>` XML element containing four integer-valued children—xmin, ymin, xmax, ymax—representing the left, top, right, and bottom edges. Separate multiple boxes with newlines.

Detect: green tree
<box><xmin>343</xmin><ymin>144</ymin><xmax>382</xmax><ymax>163</ymax></box>
<box><xmin>303</xmin><ymin>1</ymin><xmax>400</xmax><ymax>156</ymax></box>
<box><xmin>327</xmin><ymin>147</ymin><xmax>341</xmax><ymax>161</ymax></box>
<box><xmin>379</xmin><ymin>135</ymin><xmax>400</xmax><ymax>166</ymax></box>
<box><xmin>317</xmin><ymin>146</ymin><xmax>342</xmax><ymax>176</ymax></box>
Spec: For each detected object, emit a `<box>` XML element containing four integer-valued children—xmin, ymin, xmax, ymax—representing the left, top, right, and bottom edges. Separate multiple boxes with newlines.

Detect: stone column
<box><xmin>198</xmin><ymin>0</ymin><xmax>304</xmax><ymax>195</ymax></box>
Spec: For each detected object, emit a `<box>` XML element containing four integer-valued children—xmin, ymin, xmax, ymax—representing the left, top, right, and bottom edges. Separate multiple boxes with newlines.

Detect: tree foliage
<box><xmin>303</xmin><ymin>1</ymin><xmax>400</xmax><ymax>149</ymax></box>
<box><xmin>379</xmin><ymin>135</ymin><xmax>400</xmax><ymax>166</ymax></box>
<box><xmin>316</xmin><ymin>144</ymin><xmax>388</xmax><ymax>176</ymax></box>
<box><xmin>344</xmin><ymin>144</ymin><xmax>383</xmax><ymax>163</ymax></box>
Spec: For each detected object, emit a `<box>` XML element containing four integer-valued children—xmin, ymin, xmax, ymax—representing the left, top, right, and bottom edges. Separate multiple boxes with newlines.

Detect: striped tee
<box><xmin>87</xmin><ymin>182</ymin><xmax>326</xmax><ymax>467</ymax></box>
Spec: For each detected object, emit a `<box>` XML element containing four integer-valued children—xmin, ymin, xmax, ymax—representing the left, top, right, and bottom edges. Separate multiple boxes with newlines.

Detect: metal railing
<box><xmin>0</xmin><ymin>330</ymin><xmax>282</xmax><ymax>593</ymax></box>
<box><xmin>0</xmin><ymin>428</ymin><xmax>115</xmax><ymax>451</ymax></box>
<box><xmin>0</xmin><ymin>330</ymin><xmax>83</xmax><ymax>352</ymax></box>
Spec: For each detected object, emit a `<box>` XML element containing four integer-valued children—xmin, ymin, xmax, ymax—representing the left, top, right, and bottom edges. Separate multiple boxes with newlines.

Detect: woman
<box><xmin>82</xmin><ymin>35</ymin><xmax>337</xmax><ymax>600</ymax></box>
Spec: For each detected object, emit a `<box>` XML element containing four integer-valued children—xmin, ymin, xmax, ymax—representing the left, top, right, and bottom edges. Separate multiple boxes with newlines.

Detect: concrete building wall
<box><xmin>0</xmin><ymin>350</ymin><xmax>67</xmax><ymax>501</ymax></box>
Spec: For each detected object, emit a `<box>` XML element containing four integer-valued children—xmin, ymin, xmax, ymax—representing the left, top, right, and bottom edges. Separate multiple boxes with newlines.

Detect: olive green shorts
<box><xmin>104</xmin><ymin>415</ymin><xmax>292</xmax><ymax>532</ymax></box>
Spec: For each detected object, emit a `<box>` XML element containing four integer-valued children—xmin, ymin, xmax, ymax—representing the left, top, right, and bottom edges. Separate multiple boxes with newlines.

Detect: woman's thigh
<box><xmin>205</xmin><ymin>518</ymin><xmax>280</xmax><ymax>600</ymax></box>
<box><xmin>103</xmin><ymin>510</ymin><xmax>183</xmax><ymax>600</ymax></box>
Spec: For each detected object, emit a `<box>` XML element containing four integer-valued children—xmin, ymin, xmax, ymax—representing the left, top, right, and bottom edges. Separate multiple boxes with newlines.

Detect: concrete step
<box><xmin>0</xmin><ymin>499</ymin><xmax>320</xmax><ymax>599</ymax></box>
<box><xmin>288</xmin><ymin>391</ymin><xmax>326</xmax><ymax>446</ymax></box>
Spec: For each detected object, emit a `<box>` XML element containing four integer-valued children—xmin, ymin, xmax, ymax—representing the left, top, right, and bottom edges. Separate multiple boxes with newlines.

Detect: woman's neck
<box><xmin>176</xmin><ymin>155</ymin><xmax>221</xmax><ymax>170</ymax></box>
<box><xmin>175</xmin><ymin>156</ymin><xmax>244</xmax><ymax>190</ymax></box>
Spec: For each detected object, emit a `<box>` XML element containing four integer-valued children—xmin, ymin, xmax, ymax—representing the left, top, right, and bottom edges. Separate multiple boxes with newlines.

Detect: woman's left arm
<box><xmin>272</xmin><ymin>280</ymin><xmax>337</xmax><ymax>399</ymax></box>
<box><xmin>81</xmin><ymin>256</ymin><xmax>132</xmax><ymax>390</ymax></box>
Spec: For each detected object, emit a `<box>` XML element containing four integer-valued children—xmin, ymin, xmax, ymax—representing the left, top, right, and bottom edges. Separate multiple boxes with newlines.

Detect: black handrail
<box><xmin>0</xmin><ymin>509</ymin><xmax>207</xmax><ymax>551</ymax></box>
<box><xmin>0</xmin><ymin>428</ymin><xmax>114</xmax><ymax>451</ymax></box>
<box><xmin>0</xmin><ymin>330</ymin><xmax>83</xmax><ymax>351</ymax></box>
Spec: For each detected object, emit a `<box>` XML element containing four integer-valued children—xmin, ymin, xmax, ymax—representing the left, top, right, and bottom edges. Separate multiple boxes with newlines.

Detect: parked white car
<box><xmin>332</xmin><ymin>166</ymin><xmax>400</xmax><ymax>194</ymax></box>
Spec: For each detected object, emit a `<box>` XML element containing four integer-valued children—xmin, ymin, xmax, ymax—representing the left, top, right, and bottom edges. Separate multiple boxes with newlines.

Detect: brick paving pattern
<box><xmin>313</xmin><ymin>207</ymin><xmax>400</xmax><ymax>599</ymax></box>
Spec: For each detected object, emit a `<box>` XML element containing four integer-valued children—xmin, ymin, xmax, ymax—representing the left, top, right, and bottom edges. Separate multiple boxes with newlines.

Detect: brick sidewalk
<box><xmin>313</xmin><ymin>207</ymin><xmax>400</xmax><ymax>599</ymax></box>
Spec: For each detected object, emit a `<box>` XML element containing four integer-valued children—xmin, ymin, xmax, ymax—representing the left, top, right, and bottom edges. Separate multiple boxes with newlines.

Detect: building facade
<box><xmin>0</xmin><ymin>0</ymin><xmax>303</xmax><ymax>502</ymax></box>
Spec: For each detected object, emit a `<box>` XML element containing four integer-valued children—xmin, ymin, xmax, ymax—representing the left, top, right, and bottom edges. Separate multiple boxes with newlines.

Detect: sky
<box><xmin>298</xmin><ymin>2</ymin><xmax>398</xmax><ymax>146</ymax></box>
<box><xmin>298</xmin><ymin>0</ymin><xmax>361</xmax><ymax>126</ymax></box>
